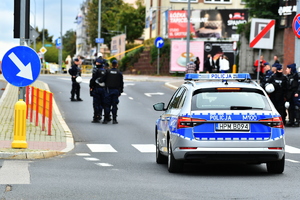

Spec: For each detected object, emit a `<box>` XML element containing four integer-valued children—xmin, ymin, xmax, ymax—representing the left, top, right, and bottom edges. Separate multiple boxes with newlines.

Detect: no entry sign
<box><xmin>249</xmin><ymin>18</ymin><xmax>275</xmax><ymax>49</ymax></box>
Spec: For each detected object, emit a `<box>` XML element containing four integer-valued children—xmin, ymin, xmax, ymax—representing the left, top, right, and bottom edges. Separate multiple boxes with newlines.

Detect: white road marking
<box><xmin>0</xmin><ymin>161</ymin><xmax>31</xmax><ymax>184</ymax></box>
<box><xmin>286</xmin><ymin>159</ymin><xmax>300</xmax><ymax>163</ymax></box>
<box><xmin>144</xmin><ymin>92</ymin><xmax>164</xmax><ymax>97</ymax></box>
<box><xmin>285</xmin><ymin>145</ymin><xmax>300</xmax><ymax>154</ymax></box>
<box><xmin>132</xmin><ymin>144</ymin><xmax>156</xmax><ymax>153</ymax></box>
<box><xmin>87</xmin><ymin>144</ymin><xmax>117</xmax><ymax>152</ymax></box>
<box><xmin>128</xmin><ymin>97</ymin><xmax>134</xmax><ymax>100</ymax></box>
<box><xmin>121</xmin><ymin>93</ymin><xmax>127</xmax><ymax>96</ymax></box>
<box><xmin>84</xmin><ymin>157</ymin><xmax>100</xmax><ymax>161</ymax></box>
<box><xmin>96</xmin><ymin>163</ymin><xmax>113</xmax><ymax>167</ymax></box>
<box><xmin>76</xmin><ymin>153</ymin><xmax>91</xmax><ymax>156</ymax></box>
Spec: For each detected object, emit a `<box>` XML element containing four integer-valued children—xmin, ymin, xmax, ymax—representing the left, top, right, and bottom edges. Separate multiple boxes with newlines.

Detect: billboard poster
<box><xmin>168</xmin><ymin>9</ymin><xmax>248</xmax><ymax>39</ymax></box>
<box><xmin>168</xmin><ymin>10</ymin><xmax>196</xmax><ymax>38</ymax></box>
<box><xmin>170</xmin><ymin>40</ymin><xmax>204</xmax><ymax>72</ymax></box>
<box><xmin>204</xmin><ymin>42</ymin><xmax>235</xmax><ymax>72</ymax></box>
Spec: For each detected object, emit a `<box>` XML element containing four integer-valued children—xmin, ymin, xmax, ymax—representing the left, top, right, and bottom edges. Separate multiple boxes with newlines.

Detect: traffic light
<box><xmin>14</xmin><ymin>0</ymin><xmax>30</xmax><ymax>39</ymax></box>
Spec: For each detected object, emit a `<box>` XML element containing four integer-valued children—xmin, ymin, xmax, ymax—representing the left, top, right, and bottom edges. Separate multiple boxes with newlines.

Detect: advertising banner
<box><xmin>168</xmin><ymin>9</ymin><xmax>248</xmax><ymax>39</ymax></box>
<box><xmin>170</xmin><ymin>40</ymin><xmax>204</xmax><ymax>72</ymax></box>
<box><xmin>168</xmin><ymin>10</ymin><xmax>196</xmax><ymax>38</ymax></box>
<box><xmin>204</xmin><ymin>42</ymin><xmax>235</xmax><ymax>72</ymax></box>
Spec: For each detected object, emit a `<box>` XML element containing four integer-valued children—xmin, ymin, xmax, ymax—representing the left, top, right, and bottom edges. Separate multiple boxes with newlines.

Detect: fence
<box><xmin>25</xmin><ymin>86</ymin><xmax>53</xmax><ymax>135</ymax></box>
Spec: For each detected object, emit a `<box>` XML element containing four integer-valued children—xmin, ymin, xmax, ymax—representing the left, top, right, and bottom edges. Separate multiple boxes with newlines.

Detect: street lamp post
<box><xmin>186</xmin><ymin>0</ymin><xmax>191</xmax><ymax>65</ymax></box>
<box><xmin>97</xmin><ymin>0</ymin><xmax>102</xmax><ymax>57</ymax></box>
<box><xmin>59</xmin><ymin>0</ymin><xmax>63</xmax><ymax>73</ymax></box>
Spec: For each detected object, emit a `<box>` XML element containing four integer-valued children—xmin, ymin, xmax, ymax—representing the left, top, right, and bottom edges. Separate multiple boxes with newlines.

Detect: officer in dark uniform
<box><xmin>286</xmin><ymin>63</ymin><xmax>299</xmax><ymax>126</ymax></box>
<box><xmin>89</xmin><ymin>59</ymin><xmax>107</xmax><ymax>123</ymax></box>
<box><xmin>260</xmin><ymin>62</ymin><xmax>273</xmax><ymax>89</ymax></box>
<box><xmin>267</xmin><ymin>64</ymin><xmax>288</xmax><ymax>124</ymax></box>
<box><xmin>68</xmin><ymin>58</ymin><xmax>82</xmax><ymax>101</ymax></box>
<box><xmin>102</xmin><ymin>60</ymin><xmax>124</xmax><ymax>124</ymax></box>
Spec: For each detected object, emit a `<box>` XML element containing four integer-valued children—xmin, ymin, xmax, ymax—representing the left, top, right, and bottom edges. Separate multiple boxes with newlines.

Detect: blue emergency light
<box><xmin>184</xmin><ymin>73</ymin><xmax>251</xmax><ymax>81</ymax></box>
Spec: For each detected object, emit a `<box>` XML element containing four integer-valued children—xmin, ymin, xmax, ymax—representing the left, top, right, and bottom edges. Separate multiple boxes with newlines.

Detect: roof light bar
<box><xmin>184</xmin><ymin>73</ymin><xmax>251</xmax><ymax>81</ymax></box>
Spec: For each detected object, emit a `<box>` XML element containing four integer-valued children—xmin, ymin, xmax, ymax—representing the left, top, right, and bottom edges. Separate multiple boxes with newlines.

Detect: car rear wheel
<box><xmin>167</xmin><ymin>139</ymin><xmax>183</xmax><ymax>173</ymax></box>
<box><xmin>266</xmin><ymin>155</ymin><xmax>285</xmax><ymax>174</ymax></box>
<box><xmin>156</xmin><ymin>133</ymin><xmax>167</xmax><ymax>164</ymax></box>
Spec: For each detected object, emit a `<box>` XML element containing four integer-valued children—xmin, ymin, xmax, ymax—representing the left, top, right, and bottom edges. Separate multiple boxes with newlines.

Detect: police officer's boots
<box><xmin>113</xmin><ymin>116</ymin><xmax>118</xmax><ymax>124</ymax></box>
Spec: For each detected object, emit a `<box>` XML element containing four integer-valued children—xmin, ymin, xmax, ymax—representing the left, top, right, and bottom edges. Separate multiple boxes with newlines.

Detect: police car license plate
<box><xmin>216</xmin><ymin>123</ymin><xmax>250</xmax><ymax>131</ymax></box>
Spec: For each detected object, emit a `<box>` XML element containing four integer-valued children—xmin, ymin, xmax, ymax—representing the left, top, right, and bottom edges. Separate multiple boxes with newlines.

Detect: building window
<box><xmin>241</xmin><ymin>0</ymin><xmax>246</xmax><ymax>4</ymax></box>
<box><xmin>204</xmin><ymin>0</ymin><xmax>231</xmax><ymax>3</ymax></box>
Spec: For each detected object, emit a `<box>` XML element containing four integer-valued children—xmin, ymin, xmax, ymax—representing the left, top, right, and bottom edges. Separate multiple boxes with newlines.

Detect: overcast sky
<box><xmin>0</xmin><ymin>0</ymin><xmax>85</xmax><ymax>59</ymax></box>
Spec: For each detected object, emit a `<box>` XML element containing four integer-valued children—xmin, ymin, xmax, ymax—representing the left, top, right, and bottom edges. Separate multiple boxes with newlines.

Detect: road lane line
<box><xmin>132</xmin><ymin>144</ymin><xmax>156</xmax><ymax>153</ymax></box>
<box><xmin>0</xmin><ymin>161</ymin><xmax>31</xmax><ymax>184</ymax></box>
<box><xmin>87</xmin><ymin>144</ymin><xmax>117</xmax><ymax>152</ymax></box>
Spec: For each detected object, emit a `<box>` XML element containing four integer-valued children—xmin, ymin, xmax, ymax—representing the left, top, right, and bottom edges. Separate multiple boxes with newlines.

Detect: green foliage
<box><xmin>86</xmin><ymin>0</ymin><xmax>145</xmax><ymax>49</ymax></box>
<box><xmin>34</xmin><ymin>27</ymin><xmax>53</xmax><ymax>43</ymax></box>
<box><xmin>62</xmin><ymin>29</ymin><xmax>76</xmax><ymax>59</ymax></box>
<box><xmin>243</xmin><ymin>0</ymin><xmax>280</xmax><ymax>20</ymax></box>
<box><xmin>150</xmin><ymin>39</ymin><xmax>171</xmax><ymax>64</ymax></box>
<box><xmin>120</xmin><ymin>46</ymin><xmax>144</xmax><ymax>72</ymax></box>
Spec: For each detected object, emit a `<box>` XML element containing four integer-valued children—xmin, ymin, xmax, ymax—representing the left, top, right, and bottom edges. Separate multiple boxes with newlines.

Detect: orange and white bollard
<box><xmin>11</xmin><ymin>99</ymin><xmax>28</xmax><ymax>149</ymax></box>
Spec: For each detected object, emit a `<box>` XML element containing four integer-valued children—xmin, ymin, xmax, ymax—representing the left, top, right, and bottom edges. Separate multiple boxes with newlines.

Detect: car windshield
<box><xmin>191</xmin><ymin>89</ymin><xmax>272</xmax><ymax>111</ymax></box>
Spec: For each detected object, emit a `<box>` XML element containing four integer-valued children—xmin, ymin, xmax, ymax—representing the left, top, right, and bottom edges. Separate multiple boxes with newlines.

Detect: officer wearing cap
<box><xmin>267</xmin><ymin>63</ymin><xmax>288</xmax><ymax>124</ymax></box>
<box><xmin>286</xmin><ymin>63</ymin><xmax>299</xmax><ymax>126</ymax></box>
<box><xmin>260</xmin><ymin>62</ymin><xmax>273</xmax><ymax>89</ymax></box>
<box><xmin>89</xmin><ymin>59</ymin><xmax>107</xmax><ymax>123</ymax></box>
<box><xmin>68</xmin><ymin>58</ymin><xmax>83</xmax><ymax>101</ymax></box>
<box><xmin>102</xmin><ymin>60</ymin><xmax>124</xmax><ymax>124</ymax></box>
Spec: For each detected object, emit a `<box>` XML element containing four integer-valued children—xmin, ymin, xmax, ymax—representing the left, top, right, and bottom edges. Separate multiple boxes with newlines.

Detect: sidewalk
<box><xmin>0</xmin><ymin>74</ymin><xmax>182</xmax><ymax>159</ymax></box>
<box><xmin>0</xmin><ymin>75</ymin><xmax>73</xmax><ymax>159</ymax></box>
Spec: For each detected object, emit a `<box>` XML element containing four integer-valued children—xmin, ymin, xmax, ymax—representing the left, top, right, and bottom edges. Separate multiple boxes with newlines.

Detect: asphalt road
<box><xmin>1</xmin><ymin>74</ymin><xmax>300</xmax><ymax>199</ymax></box>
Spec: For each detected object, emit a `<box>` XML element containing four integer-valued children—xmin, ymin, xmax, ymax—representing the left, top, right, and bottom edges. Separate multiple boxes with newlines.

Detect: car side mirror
<box><xmin>153</xmin><ymin>102</ymin><xmax>166</xmax><ymax>111</ymax></box>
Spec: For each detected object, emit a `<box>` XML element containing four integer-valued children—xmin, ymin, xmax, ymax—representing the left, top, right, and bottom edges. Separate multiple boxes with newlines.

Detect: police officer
<box><xmin>89</xmin><ymin>59</ymin><xmax>106</xmax><ymax>123</ymax></box>
<box><xmin>68</xmin><ymin>58</ymin><xmax>82</xmax><ymax>101</ymax></box>
<box><xmin>267</xmin><ymin>64</ymin><xmax>288</xmax><ymax>124</ymax></box>
<box><xmin>286</xmin><ymin>63</ymin><xmax>299</xmax><ymax>126</ymax></box>
<box><xmin>260</xmin><ymin>62</ymin><xmax>273</xmax><ymax>89</ymax></box>
<box><xmin>102</xmin><ymin>60</ymin><xmax>124</xmax><ymax>124</ymax></box>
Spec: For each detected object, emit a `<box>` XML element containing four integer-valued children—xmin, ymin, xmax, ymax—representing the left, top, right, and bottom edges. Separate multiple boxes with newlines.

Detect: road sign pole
<box><xmin>19</xmin><ymin>0</ymin><xmax>27</xmax><ymax>101</ymax></box>
<box><xmin>256</xmin><ymin>49</ymin><xmax>261</xmax><ymax>83</ymax></box>
<box><xmin>157</xmin><ymin>48</ymin><xmax>160</xmax><ymax>75</ymax></box>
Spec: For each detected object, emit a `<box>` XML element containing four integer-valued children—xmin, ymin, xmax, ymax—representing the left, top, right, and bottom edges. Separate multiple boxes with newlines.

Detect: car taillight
<box><xmin>177</xmin><ymin>117</ymin><xmax>206</xmax><ymax>129</ymax></box>
<box><xmin>259</xmin><ymin>117</ymin><xmax>284</xmax><ymax>129</ymax></box>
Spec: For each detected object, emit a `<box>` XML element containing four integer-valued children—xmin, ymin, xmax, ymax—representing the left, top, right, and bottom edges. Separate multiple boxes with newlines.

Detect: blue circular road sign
<box><xmin>2</xmin><ymin>46</ymin><xmax>41</xmax><ymax>87</ymax></box>
<box><xmin>155</xmin><ymin>37</ymin><xmax>164</xmax><ymax>48</ymax></box>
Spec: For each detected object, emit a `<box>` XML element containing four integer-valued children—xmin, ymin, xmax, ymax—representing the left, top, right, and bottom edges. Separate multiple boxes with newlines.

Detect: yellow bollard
<box><xmin>12</xmin><ymin>99</ymin><xmax>28</xmax><ymax>149</ymax></box>
<box><xmin>232</xmin><ymin>64</ymin><xmax>237</xmax><ymax>73</ymax></box>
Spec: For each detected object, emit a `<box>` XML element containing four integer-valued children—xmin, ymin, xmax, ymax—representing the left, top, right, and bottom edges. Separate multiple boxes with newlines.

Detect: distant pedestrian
<box><xmin>260</xmin><ymin>62</ymin><xmax>273</xmax><ymax>89</ymax></box>
<box><xmin>68</xmin><ymin>58</ymin><xmax>83</xmax><ymax>101</ymax></box>
<box><xmin>254</xmin><ymin>55</ymin><xmax>266</xmax><ymax>77</ymax></box>
<box><xmin>89</xmin><ymin>59</ymin><xmax>107</xmax><ymax>123</ymax></box>
<box><xmin>65</xmin><ymin>55</ymin><xmax>72</xmax><ymax>71</ymax></box>
<box><xmin>102</xmin><ymin>60</ymin><xmax>124</xmax><ymax>124</ymax></box>
<box><xmin>185</xmin><ymin>60</ymin><xmax>196</xmax><ymax>74</ymax></box>
<box><xmin>273</xmin><ymin>55</ymin><xmax>280</xmax><ymax>65</ymax></box>
<box><xmin>285</xmin><ymin>63</ymin><xmax>299</xmax><ymax>127</ymax></box>
<box><xmin>219</xmin><ymin>55</ymin><xmax>230</xmax><ymax>73</ymax></box>
<box><xmin>204</xmin><ymin>54</ymin><xmax>214</xmax><ymax>73</ymax></box>
<box><xmin>194</xmin><ymin>57</ymin><xmax>200</xmax><ymax>73</ymax></box>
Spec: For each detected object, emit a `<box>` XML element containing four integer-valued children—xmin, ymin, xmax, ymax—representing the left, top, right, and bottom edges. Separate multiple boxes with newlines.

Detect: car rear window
<box><xmin>191</xmin><ymin>89</ymin><xmax>272</xmax><ymax>111</ymax></box>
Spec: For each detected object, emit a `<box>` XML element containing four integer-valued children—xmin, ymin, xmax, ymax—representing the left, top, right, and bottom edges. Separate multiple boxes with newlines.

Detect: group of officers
<box><xmin>68</xmin><ymin>55</ymin><xmax>124</xmax><ymax>124</ymax></box>
<box><xmin>260</xmin><ymin>61</ymin><xmax>300</xmax><ymax>127</ymax></box>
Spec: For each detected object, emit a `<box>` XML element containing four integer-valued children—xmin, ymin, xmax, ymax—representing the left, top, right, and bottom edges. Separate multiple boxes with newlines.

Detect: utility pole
<box><xmin>186</xmin><ymin>0</ymin><xmax>191</xmax><ymax>65</ymax></box>
<box><xmin>295</xmin><ymin>0</ymin><xmax>300</xmax><ymax>67</ymax></box>
<box><xmin>97</xmin><ymin>0</ymin><xmax>102</xmax><ymax>57</ymax></box>
<box><xmin>59</xmin><ymin>0</ymin><xmax>63</xmax><ymax>73</ymax></box>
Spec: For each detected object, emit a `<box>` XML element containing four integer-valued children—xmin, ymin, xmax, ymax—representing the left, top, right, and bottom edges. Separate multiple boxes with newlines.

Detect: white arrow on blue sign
<box><xmin>155</xmin><ymin>37</ymin><xmax>164</xmax><ymax>48</ymax></box>
<box><xmin>2</xmin><ymin>46</ymin><xmax>41</xmax><ymax>87</ymax></box>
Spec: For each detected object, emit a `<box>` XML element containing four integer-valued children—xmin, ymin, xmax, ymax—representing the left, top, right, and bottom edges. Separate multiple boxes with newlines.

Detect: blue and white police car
<box><xmin>153</xmin><ymin>73</ymin><xmax>285</xmax><ymax>173</ymax></box>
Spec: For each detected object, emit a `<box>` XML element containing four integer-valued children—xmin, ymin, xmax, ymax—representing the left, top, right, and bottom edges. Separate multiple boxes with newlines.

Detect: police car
<box><xmin>153</xmin><ymin>73</ymin><xmax>285</xmax><ymax>173</ymax></box>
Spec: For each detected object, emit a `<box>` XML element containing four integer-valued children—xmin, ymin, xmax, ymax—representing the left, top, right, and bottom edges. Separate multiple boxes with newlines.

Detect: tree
<box><xmin>242</xmin><ymin>0</ymin><xmax>280</xmax><ymax>21</ymax></box>
<box><xmin>35</xmin><ymin>27</ymin><xmax>54</xmax><ymax>43</ymax></box>
<box><xmin>118</xmin><ymin>0</ymin><xmax>145</xmax><ymax>43</ymax></box>
<box><xmin>86</xmin><ymin>0</ymin><xmax>123</xmax><ymax>49</ymax></box>
<box><xmin>85</xmin><ymin>0</ymin><xmax>145</xmax><ymax>49</ymax></box>
<box><xmin>63</xmin><ymin>29</ymin><xmax>77</xmax><ymax>59</ymax></box>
